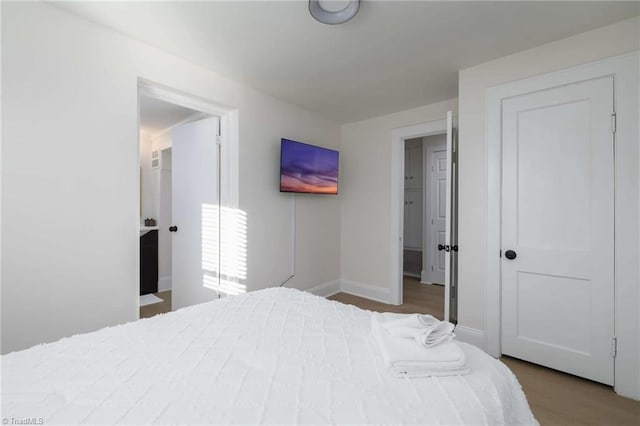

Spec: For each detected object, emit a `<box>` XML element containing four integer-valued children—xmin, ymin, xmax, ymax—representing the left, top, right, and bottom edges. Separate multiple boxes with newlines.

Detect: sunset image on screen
<box><xmin>280</xmin><ymin>139</ymin><xmax>339</xmax><ymax>194</ymax></box>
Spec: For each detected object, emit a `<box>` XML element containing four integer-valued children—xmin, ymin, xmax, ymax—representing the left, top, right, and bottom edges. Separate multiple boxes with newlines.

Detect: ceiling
<box><xmin>56</xmin><ymin>1</ymin><xmax>639</xmax><ymax>124</ymax></box>
<box><xmin>139</xmin><ymin>95</ymin><xmax>203</xmax><ymax>136</ymax></box>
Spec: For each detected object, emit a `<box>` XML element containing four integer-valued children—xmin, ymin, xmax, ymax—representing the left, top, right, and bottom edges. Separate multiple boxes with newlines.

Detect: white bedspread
<box><xmin>2</xmin><ymin>288</ymin><xmax>537</xmax><ymax>425</ymax></box>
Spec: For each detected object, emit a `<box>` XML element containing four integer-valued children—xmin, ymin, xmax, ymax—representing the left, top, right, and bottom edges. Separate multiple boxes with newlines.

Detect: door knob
<box><xmin>437</xmin><ymin>244</ymin><xmax>445</xmax><ymax>251</ymax></box>
<box><xmin>505</xmin><ymin>249</ymin><xmax>517</xmax><ymax>260</ymax></box>
<box><xmin>169</xmin><ymin>226</ymin><xmax>178</xmax><ymax>232</ymax></box>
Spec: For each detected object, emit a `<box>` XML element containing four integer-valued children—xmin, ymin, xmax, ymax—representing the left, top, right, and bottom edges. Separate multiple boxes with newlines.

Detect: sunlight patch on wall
<box><xmin>201</xmin><ymin>204</ymin><xmax>248</xmax><ymax>295</ymax></box>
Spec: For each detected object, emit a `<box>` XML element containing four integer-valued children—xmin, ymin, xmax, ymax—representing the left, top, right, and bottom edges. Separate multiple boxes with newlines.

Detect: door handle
<box><xmin>437</xmin><ymin>244</ymin><xmax>445</xmax><ymax>251</ymax></box>
<box><xmin>438</xmin><ymin>244</ymin><xmax>451</xmax><ymax>252</ymax></box>
<box><xmin>169</xmin><ymin>226</ymin><xmax>178</xmax><ymax>232</ymax></box>
<box><xmin>505</xmin><ymin>249</ymin><xmax>517</xmax><ymax>260</ymax></box>
<box><xmin>451</xmin><ymin>245</ymin><xmax>458</xmax><ymax>252</ymax></box>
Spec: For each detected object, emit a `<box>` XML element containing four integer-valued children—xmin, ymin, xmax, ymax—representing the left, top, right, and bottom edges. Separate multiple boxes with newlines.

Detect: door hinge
<box><xmin>611</xmin><ymin>113</ymin><xmax>617</xmax><ymax>134</ymax></box>
<box><xmin>611</xmin><ymin>337</ymin><xmax>617</xmax><ymax>358</ymax></box>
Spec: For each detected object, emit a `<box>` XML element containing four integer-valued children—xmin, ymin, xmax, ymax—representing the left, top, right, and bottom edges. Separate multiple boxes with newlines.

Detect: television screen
<box><xmin>280</xmin><ymin>139</ymin><xmax>339</xmax><ymax>194</ymax></box>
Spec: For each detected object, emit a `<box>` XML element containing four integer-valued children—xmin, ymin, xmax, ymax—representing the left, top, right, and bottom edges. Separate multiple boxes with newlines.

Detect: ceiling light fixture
<box><xmin>309</xmin><ymin>0</ymin><xmax>360</xmax><ymax>25</ymax></box>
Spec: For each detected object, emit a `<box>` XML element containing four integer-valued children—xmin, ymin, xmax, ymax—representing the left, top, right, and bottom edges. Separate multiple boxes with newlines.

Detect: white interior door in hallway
<box><xmin>424</xmin><ymin>137</ymin><xmax>447</xmax><ymax>285</ymax></box>
<box><xmin>500</xmin><ymin>76</ymin><xmax>615</xmax><ymax>385</ymax></box>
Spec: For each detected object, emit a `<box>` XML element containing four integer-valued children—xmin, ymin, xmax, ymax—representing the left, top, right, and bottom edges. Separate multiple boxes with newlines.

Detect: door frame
<box><xmin>390</xmin><ymin>119</ymin><xmax>447</xmax><ymax>308</ymax></box>
<box><xmin>485</xmin><ymin>52</ymin><xmax>639</xmax><ymax>399</ymax></box>
<box><xmin>136</xmin><ymin>79</ymin><xmax>240</xmax><ymax>314</ymax></box>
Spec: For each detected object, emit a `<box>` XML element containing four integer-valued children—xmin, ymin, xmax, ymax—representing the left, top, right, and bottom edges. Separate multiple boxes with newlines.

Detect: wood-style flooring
<box><xmin>502</xmin><ymin>356</ymin><xmax>640</xmax><ymax>425</ymax></box>
<box><xmin>329</xmin><ymin>276</ymin><xmax>444</xmax><ymax>319</ymax></box>
<box><xmin>329</xmin><ymin>277</ymin><xmax>640</xmax><ymax>425</ymax></box>
<box><xmin>139</xmin><ymin>290</ymin><xmax>171</xmax><ymax>319</ymax></box>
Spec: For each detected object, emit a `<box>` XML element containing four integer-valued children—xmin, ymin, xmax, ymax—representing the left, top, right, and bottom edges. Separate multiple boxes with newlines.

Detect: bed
<box><xmin>2</xmin><ymin>288</ymin><xmax>537</xmax><ymax>425</ymax></box>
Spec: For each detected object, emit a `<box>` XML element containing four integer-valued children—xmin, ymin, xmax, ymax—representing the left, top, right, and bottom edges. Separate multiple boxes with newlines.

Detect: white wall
<box><xmin>1</xmin><ymin>2</ymin><xmax>340</xmax><ymax>353</ymax></box>
<box><xmin>340</xmin><ymin>99</ymin><xmax>457</xmax><ymax>301</ymax></box>
<box><xmin>457</xmin><ymin>17</ymin><xmax>640</xmax><ymax>331</ymax></box>
<box><xmin>157</xmin><ymin>148</ymin><xmax>172</xmax><ymax>291</ymax></box>
<box><xmin>139</xmin><ymin>133</ymin><xmax>157</xmax><ymax>221</ymax></box>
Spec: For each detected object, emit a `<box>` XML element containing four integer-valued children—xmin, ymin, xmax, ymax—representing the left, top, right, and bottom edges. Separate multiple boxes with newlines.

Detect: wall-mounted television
<box><xmin>280</xmin><ymin>138</ymin><xmax>339</xmax><ymax>195</ymax></box>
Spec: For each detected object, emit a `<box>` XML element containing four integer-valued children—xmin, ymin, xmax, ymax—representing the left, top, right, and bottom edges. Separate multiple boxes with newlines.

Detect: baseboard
<box><xmin>305</xmin><ymin>280</ymin><xmax>341</xmax><ymax>298</ymax></box>
<box><xmin>420</xmin><ymin>270</ymin><xmax>445</xmax><ymax>285</ymax></box>
<box><xmin>158</xmin><ymin>276</ymin><xmax>172</xmax><ymax>292</ymax></box>
<box><xmin>403</xmin><ymin>272</ymin><xmax>421</xmax><ymax>279</ymax></box>
<box><xmin>455</xmin><ymin>325</ymin><xmax>485</xmax><ymax>350</ymax></box>
<box><xmin>340</xmin><ymin>279</ymin><xmax>392</xmax><ymax>304</ymax></box>
<box><xmin>420</xmin><ymin>270</ymin><xmax>433</xmax><ymax>285</ymax></box>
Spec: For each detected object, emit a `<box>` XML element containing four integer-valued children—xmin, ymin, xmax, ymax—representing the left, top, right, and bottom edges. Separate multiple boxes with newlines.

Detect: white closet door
<box><xmin>501</xmin><ymin>77</ymin><xmax>614</xmax><ymax>385</ymax></box>
<box><xmin>403</xmin><ymin>190</ymin><xmax>422</xmax><ymax>250</ymax></box>
<box><xmin>403</xmin><ymin>191</ymin><xmax>410</xmax><ymax>247</ymax></box>
<box><xmin>171</xmin><ymin>117</ymin><xmax>220</xmax><ymax>310</ymax></box>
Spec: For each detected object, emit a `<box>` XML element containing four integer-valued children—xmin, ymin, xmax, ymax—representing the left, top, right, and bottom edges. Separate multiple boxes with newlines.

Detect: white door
<box><xmin>404</xmin><ymin>140</ymin><xmax>424</xmax><ymax>250</ymax></box>
<box><xmin>406</xmin><ymin>143</ymin><xmax>422</xmax><ymax>189</ymax></box>
<box><xmin>428</xmin><ymin>147</ymin><xmax>447</xmax><ymax>285</ymax></box>
<box><xmin>501</xmin><ymin>77</ymin><xmax>614</xmax><ymax>385</ymax></box>
<box><xmin>171</xmin><ymin>117</ymin><xmax>220</xmax><ymax>310</ymax></box>
<box><xmin>443</xmin><ymin>111</ymin><xmax>456</xmax><ymax>322</ymax></box>
<box><xmin>403</xmin><ymin>190</ymin><xmax>422</xmax><ymax>250</ymax></box>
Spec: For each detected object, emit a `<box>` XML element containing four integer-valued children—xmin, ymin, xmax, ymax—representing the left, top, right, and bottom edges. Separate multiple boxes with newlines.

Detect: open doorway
<box><xmin>402</xmin><ymin>134</ymin><xmax>446</xmax><ymax>320</ymax></box>
<box><xmin>391</xmin><ymin>113</ymin><xmax>458</xmax><ymax>323</ymax></box>
<box><xmin>137</xmin><ymin>81</ymin><xmax>242</xmax><ymax>319</ymax></box>
<box><xmin>138</xmin><ymin>94</ymin><xmax>212</xmax><ymax>318</ymax></box>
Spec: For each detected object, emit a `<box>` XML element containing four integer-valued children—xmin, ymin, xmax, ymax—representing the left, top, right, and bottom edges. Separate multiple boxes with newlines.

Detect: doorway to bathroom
<box><xmin>139</xmin><ymin>92</ymin><xmax>214</xmax><ymax>317</ymax></box>
<box><xmin>137</xmin><ymin>81</ymin><xmax>242</xmax><ymax>319</ymax></box>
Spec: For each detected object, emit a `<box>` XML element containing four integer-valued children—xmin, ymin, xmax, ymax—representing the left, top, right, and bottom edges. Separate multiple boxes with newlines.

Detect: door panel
<box><xmin>403</xmin><ymin>190</ymin><xmax>422</xmax><ymax>250</ymax></box>
<box><xmin>405</xmin><ymin>143</ymin><xmax>423</xmax><ymax>190</ymax></box>
<box><xmin>171</xmin><ymin>117</ymin><xmax>220</xmax><ymax>310</ymax></box>
<box><xmin>430</xmin><ymin>148</ymin><xmax>447</xmax><ymax>285</ymax></box>
<box><xmin>501</xmin><ymin>77</ymin><xmax>614</xmax><ymax>385</ymax></box>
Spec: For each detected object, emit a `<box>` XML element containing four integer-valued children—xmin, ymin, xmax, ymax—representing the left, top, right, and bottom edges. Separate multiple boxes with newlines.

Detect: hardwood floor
<box><xmin>139</xmin><ymin>290</ymin><xmax>172</xmax><ymax>319</ymax></box>
<box><xmin>329</xmin><ymin>279</ymin><xmax>640</xmax><ymax>425</ymax></box>
<box><xmin>329</xmin><ymin>276</ymin><xmax>444</xmax><ymax>319</ymax></box>
<box><xmin>502</xmin><ymin>356</ymin><xmax>640</xmax><ymax>425</ymax></box>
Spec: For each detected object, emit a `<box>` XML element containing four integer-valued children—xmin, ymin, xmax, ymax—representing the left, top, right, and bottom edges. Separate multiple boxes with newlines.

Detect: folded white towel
<box><xmin>416</xmin><ymin>321</ymin><xmax>456</xmax><ymax>347</ymax></box>
<box><xmin>381</xmin><ymin>313</ymin><xmax>440</xmax><ymax>329</ymax></box>
<box><xmin>371</xmin><ymin>315</ymin><xmax>470</xmax><ymax>378</ymax></box>
<box><xmin>380</xmin><ymin>312</ymin><xmax>456</xmax><ymax>348</ymax></box>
